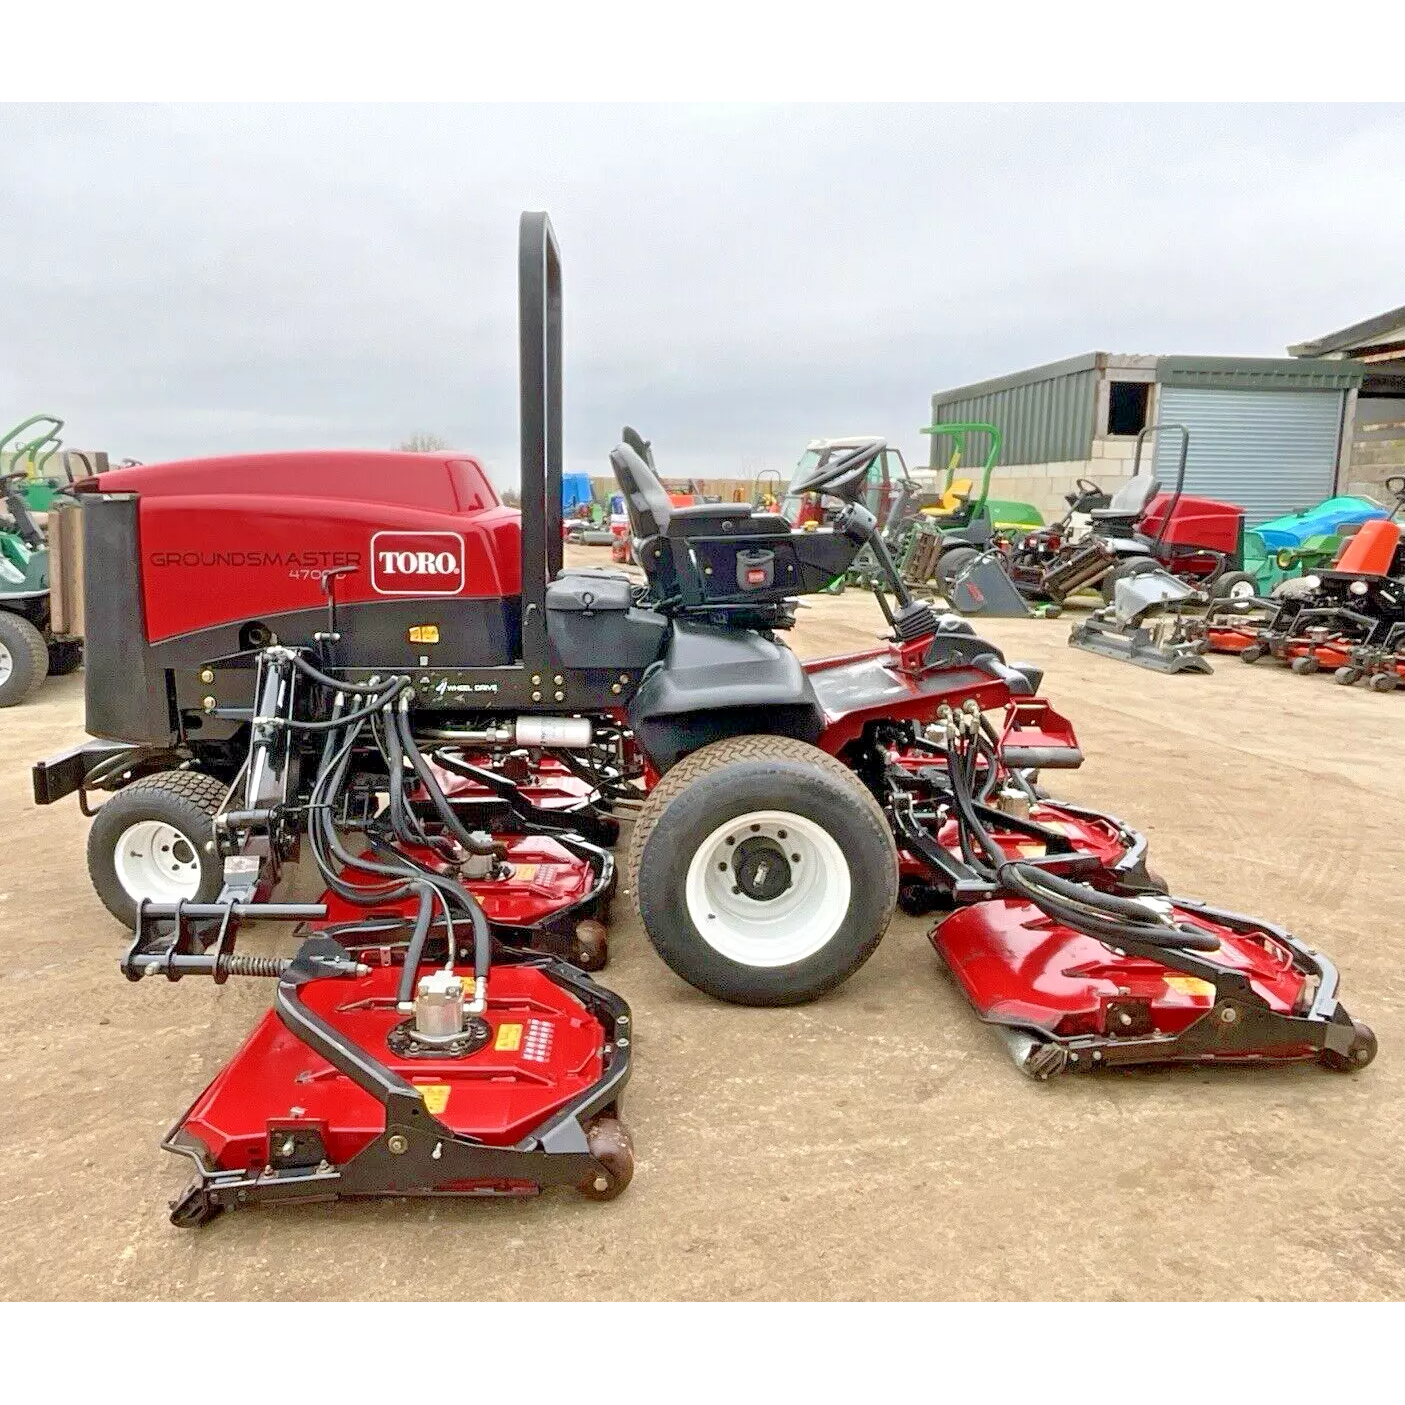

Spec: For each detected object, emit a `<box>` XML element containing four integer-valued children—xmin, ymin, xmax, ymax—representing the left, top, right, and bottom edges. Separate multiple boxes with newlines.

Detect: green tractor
<box><xmin>1</xmin><ymin>415</ymin><xmax>85</xmax><ymax>706</ymax></box>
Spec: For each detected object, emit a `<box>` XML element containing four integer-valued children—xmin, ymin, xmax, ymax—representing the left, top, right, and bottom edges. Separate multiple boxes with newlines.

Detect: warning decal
<box><xmin>494</xmin><ymin>1023</ymin><xmax>523</xmax><ymax>1052</ymax></box>
<box><xmin>417</xmin><ymin>1084</ymin><xmax>451</xmax><ymax>1115</ymax></box>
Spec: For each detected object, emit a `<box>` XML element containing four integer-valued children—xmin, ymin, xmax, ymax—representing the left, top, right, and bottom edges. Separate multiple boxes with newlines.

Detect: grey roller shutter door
<box><xmin>1152</xmin><ymin>387</ymin><xmax>1344</xmax><ymax>525</ymax></box>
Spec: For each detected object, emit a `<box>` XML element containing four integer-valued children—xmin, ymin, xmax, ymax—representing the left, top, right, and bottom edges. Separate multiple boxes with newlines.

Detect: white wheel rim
<box><xmin>1227</xmin><ymin>580</ymin><xmax>1256</xmax><ymax>600</ymax></box>
<box><xmin>684</xmin><ymin>810</ymin><xmax>851</xmax><ymax>967</ymax></box>
<box><xmin>0</xmin><ymin>641</ymin><xmax>11</xmax><ymax>687</ymax></box>
<box><xmin>114</xmin><ymin>820</ymin><xmax>203</xmax><ymax>904</ymax></box>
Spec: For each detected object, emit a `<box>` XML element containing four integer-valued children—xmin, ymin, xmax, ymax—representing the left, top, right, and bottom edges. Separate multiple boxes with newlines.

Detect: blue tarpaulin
<box><xmin>561</xmin><ymin>473</ymin><xmax>594</xmax><ymax>511</ymax></box>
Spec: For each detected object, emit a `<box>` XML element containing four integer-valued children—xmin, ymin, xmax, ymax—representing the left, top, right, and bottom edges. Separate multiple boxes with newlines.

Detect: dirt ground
<box><xmin>2</xmin><ymin>565</ymin><xmax>1403</xmax><ymax>1301</ymax></box>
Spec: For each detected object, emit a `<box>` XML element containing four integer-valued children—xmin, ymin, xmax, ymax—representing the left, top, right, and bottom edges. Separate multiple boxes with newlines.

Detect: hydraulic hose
<box><xmin>299</xmin><ymin>682</ymin><xmax>495</xmax><ymax>1006</ymax></box>
<box><xmin>288</xmin><ymin>651</ymin><xmax>406</xmax><ymax>696</ymax></box>
<box><xmin>943</xmin><ymin>729</ymin><xmax>1219</xmax><ymax>954</ymax></box>
<box><xmin>391</xmin><ymin>704</ymin><xmax>499</xmax><ymax>857</ymax></box>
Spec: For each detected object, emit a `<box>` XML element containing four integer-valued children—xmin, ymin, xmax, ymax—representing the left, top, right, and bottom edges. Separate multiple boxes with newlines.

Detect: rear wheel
<box><xmin>1368</xmin><ymin>672</ymin><xmax>1399</xmax><ymax>693</ymax></box>
<box><xmin>628</xmin><ymin>736</ymin><xmax>897</xmax><ymax>1005</ymax></box>
<box><xmin>1334</xmin><ymin>666</ymin><xmax>1363</xmax><ymax>686</ymax></box>
<box><xmin>0</xmin><ymin>612</ymin><xmax>49</xmax><ymax>707</ymax></box>
<box><xmin>87</xmin><ymin>770</ymin><xmax>228</xmax><ymax>925</ymax></box>
<box><xmin>1210</xmin><ymin>570</ymin><xmax>1259</xmax><ymax>601</ymax></box>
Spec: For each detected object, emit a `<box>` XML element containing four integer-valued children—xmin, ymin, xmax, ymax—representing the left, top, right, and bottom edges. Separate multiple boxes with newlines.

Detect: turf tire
<box><xmin>0</xmin><ymin>612</ymin><xmax>49</xmax><ymax>707</ymax></box>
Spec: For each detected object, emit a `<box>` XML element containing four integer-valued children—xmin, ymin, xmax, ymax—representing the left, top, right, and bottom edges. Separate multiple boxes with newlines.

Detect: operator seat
<box><xmin>608</xmin><ymin>429</ymin><xmax>860</xmax><ymax>609</ymax></box>
<box><xmin>609</xmin><ymin>430</ymin><xmax>792</xmax><ymax>599</ymax></box>
<box><xmin>1088</xmin><ymin>474</ymin><xmax>1160</xmax><ymax>536</ymax></box>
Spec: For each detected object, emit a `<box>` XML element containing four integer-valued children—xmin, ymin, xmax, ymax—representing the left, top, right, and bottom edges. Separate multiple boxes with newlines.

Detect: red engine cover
<box><xmin>180</xmin><ymin>963</ymin><xmax>605</xmax><ymax>1174</ymax></box>
<box><xmin>93</xmin><ymin>450</ymin><xmax>521</xmax><ymax>643</ymax></box>
<box><xmin>1139</xmin><ymin>492</ymin><xmax>1244</xmax><ymax>555</ymax></box>
<box><xmin>932</xmin><ymin>898</ymin><xmax>1311</xmax><ymax>1048</ymax></box>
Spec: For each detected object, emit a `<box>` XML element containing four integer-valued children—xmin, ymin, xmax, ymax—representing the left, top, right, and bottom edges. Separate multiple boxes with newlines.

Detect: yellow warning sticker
<box><xmin>495</xmin><ymin>1023</ymin><xmax>523</xmax><ymax>1052</ymax></box>
<box><xmin>417</xmin><ymin>1084</ymin><xmax>451</xmax><ymax>1115</ymax></box>
<box><xmin>408</xmin><ymin>625</ymin><xmax>440</xmax><ymax>644</ymax></box>
<box><xmin>513</xmin><ymin>864</ymin><xmax>538</xmax><ymax>884</ymax></box>
<box><xmin>1016</xmin><ymin>843</ymin><xmax>1047</xmax><ymax>858</ymax></box>
<box><xmin>1164</xmin><ymin>976</ymin><xmax>1216</xmax><ymax>1000</ymax></box>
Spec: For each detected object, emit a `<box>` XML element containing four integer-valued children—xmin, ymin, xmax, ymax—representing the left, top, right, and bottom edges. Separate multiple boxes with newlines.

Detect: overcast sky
<box><xmin>1</xmin><ymin>104</ymin><xmax>1402</xmax><ymax>484</ymax></box>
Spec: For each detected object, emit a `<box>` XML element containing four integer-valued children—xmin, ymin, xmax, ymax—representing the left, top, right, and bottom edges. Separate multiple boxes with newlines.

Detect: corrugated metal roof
<box><xmin>1157</xmin><ymin>355</ymin><xmax>1364</xmax><ymax>391</ymax></box>
<box><xmin>931</xmin><ymin>353</ymin><xmax>1100</xmax><ymax>406</ymax></box>
<box><xmin>1289</xmin><ymin>304</ymin><xmax>1405</xmax><ymax>358</ymax></box>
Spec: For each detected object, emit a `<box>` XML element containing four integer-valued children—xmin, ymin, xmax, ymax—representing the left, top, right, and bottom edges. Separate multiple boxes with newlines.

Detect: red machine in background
<box><xmin>31</xmin><ymin>214</ymin><xmax>1375</xmax><ymax>1231</ymax></box>
<box><xmin>1004</xmin><ymin>424</ymin><xmax>1253</xmax><ymax>607</ymax></box>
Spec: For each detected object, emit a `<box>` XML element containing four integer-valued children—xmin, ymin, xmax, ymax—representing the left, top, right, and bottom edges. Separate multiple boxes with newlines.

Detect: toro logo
<box><xmin>370</xmin><ymin>531</ymin><xmax>466</xmax><ymax>596</ymax></box>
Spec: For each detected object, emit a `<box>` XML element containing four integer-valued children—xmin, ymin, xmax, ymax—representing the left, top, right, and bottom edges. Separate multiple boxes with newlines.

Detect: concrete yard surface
<box><xmin>1</xmin><ymin>579</ymin><xmax>1403</xmax><ymax>1301</ymax></box>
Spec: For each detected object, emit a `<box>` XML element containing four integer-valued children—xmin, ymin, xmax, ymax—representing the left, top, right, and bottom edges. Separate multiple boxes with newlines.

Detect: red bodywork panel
<box><xmin>1139</xmin><ymin>492</ymin><xmax>1243</xmax><ymax>555</ymax></box>
<box><xmin>804</xmin><ymin>642</ymin><xmax>1010</xmax><ymax>753</ymax></box>
<box><xmin>180</xmin><ymin>963</ymin><xmax>604</xmax><ymax>1174</ymax></box>
<box><xmin>92</xmin><ymin>451</ymin><xmax>520</xmax><ymax>643</ymax></box>
<box><xmin>1335</xmin><ymin>517</ymin><xmax>1401</xmax><ymax>576</ymax></box>
<box><xmin>933</xmin><ymin>899</ymin><xmax>1313</xmax><ymax>1052</ymax></box>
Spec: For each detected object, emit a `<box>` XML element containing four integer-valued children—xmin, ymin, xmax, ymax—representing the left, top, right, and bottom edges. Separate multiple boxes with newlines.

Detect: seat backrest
<box><xmin>1334</xmin><ymin>516</ymin><xmax>1402</xmax><ymax>576</ymax></box>
<box><xmin>1108</xmin><ymin>474</ymin><xmax>1160</xmax><ymax>516</ymax></box>
<box><xmin>608</xmin><ymin>440</ymin><xmax>674</xmax><ymax>539</ymax></box>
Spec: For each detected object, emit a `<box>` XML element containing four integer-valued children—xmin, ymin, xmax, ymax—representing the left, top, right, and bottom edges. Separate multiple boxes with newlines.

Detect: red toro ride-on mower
<box><xmin>1223</xmin><ymin>477</ymin><xmax>1405</xmax><ymax>692</ymax></box>
<box><xmin>1004</xmin><ymin>424</ymin><xmax>1254</xmax><ymax>608</ymax></box>
<box><xmin>34</xmin><ymin>215</ymin><xmax>1375</xmax><ymax>1230</ymax></box>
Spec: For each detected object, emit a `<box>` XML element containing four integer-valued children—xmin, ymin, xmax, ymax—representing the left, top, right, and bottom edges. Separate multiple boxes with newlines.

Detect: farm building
<box><xmin>1290</xmin><ymin>303</ymin><xmax>1405</xmax><ymax>500</ymax></box>
<box><xmin>929</xmin><ymin>352</ymin><xmax>1365</xmax><ymax>525</ymax></box>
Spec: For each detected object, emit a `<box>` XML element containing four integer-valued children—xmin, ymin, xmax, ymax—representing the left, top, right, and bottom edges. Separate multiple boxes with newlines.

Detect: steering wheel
<box><xmin>1385</xmin><ymin>474</ymin><xmax>1405</xmax><ymax>504</ymax></box>
<box><xmin>788</xmin><ymin>438</ymin><xmax>886</xmax><ymax>500</ymax></box>
<box><xmin>1074</xmin><ymin>478</ymin><xmax>1102</xmax><ymax>496</ymax></box>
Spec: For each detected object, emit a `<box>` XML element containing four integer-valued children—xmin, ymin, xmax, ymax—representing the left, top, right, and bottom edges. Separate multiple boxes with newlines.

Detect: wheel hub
<box><xmin>114</xmin><ymin>819</ymin><xmax>204</xmax><ymax>904</ymax></box>
<box><xmin>732</xmin><ymin>837</ymin><xmax>792</xmax><ymax>901</ymax></box>
<box><xmin>0</xmin><ymin>642</ymin><xmax>11</xmax><ymax>686</ymax></box>
<box><xmin>683</xmin><ymin>809</ymin><xmax>852</xmax><ymax>968</ymax></box>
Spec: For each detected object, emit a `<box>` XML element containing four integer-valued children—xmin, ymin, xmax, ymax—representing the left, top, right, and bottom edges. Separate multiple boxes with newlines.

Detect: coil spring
<box><xmin>216</xmin><ymin>954</ymin><xmax>290</xmax><ymax>978</ymax></box>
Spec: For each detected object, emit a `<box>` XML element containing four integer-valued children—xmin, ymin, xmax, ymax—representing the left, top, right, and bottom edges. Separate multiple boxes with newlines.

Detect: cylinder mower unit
<box><xmin>1003</xmin><ymin>424</ymin><xmax>1250</xmax><ymax>607</ymax></box>
<box><xmin>31</xmin><ymin>214</ymin><xmax>1377</xmax><ymax>1227</ymax></box>
<box><xmin>1067</xmin><ymin>567</ymin><xmax>1215</xmax><ymax>675</ymax></box>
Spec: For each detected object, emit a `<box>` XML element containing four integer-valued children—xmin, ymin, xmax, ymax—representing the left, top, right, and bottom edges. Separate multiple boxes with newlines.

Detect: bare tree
<box><xmin>499</xmin><ymin>486</ymin><xmax>521</xmax><ymax>507</ymax></box>
<box><xmin>398</xmin><ymin>431</ymin><xmax>450</xmax><ymax>453</ymax></box>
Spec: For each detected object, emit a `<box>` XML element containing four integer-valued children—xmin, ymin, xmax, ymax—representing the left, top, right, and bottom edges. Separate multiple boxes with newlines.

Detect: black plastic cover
<box><xmin>83</xmin><ymin>495</ymin><xmax>175</xmax><ymax>744</ymax></box>
<box><xmin>628</xmin><ymin>622</ymin><xmax>824</xmax><ymax>772</ymax></box>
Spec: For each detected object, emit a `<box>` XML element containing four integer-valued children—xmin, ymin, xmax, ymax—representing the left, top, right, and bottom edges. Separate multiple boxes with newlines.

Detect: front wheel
<box><xmin>87</xmin><ymin>770</ymin><xmax>228</xmax><ymax>925</ymax></box>
<box><xmin>627</xmin><ymin>736</ymin><xmax>897</xmax><ymax>1005</ymax></box>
